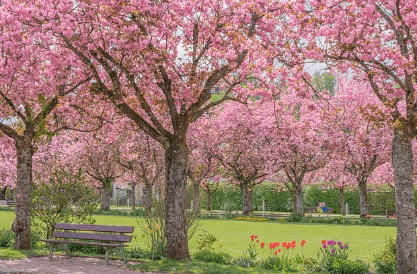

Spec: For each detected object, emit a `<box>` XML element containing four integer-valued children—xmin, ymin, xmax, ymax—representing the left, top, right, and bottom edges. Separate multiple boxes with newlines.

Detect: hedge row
<box><xmin>201</xmin><ymin>183</ymin><xmax>398</xmax><ymax>215</ymax></box>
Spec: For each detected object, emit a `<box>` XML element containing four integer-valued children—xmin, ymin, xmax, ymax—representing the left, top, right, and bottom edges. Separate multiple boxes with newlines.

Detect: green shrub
<box><xmin>260</xmin><ymin>257</ymin><xmax>283</xmax><ymax>271</ymax></box>
<box><xmin>193</xmin><ymin>250</ymin><xmax>232</xmax><ymax>264</ymax></box>
<box><xmin>31</xmin><ymin>168</ymin><xmax>98</xmax><ymax>239</ymax></box>
<box><xmin>66</xmin><ymin>244</ymin><xmax>105</xmax><ymax>255</ymax></box>
<box><xmin>196</xmin><ymin>230</ymin><xmax>217</xmax><ymax>251</ymax></box>
<box><xmin>373</xmin><ymin>238</ymin><xmax>396</xmax><ymax>274</ymax></box>
<box><xmin>232</xmin><ymin>256</ymin><xmax>255</xmax><ymax>268</ymax></box>
<box><xmin>126</xmin><ymin>246</ymin><xmax>146</xmax><ymax>259</ymax></box>
<box><xmin>324</xmin><ymin>258</ymin><xmax>370</xmax><ymax>274</ymax></box>
<box><xmin>0</xmin><ymin>228</ymin><xmax>15</xmax><ymax>247</ymax></box>
<box><xmin>302</xmin><ymin>257</ymin><xmax>322</xmax><ymax>272</ymax></box>
<box><xmin>0</xmin><ymin>206</ymin><xmax>14</xmax><ymax>212</ymax></box>
<box><xmin>287</xmin><ymin>213</ymin><xmax>303</xmax><ymax>222</ymax></box>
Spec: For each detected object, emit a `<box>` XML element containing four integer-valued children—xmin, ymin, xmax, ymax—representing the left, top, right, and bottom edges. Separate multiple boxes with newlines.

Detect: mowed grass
<box><xmin>0</xmin><ymin>211</ymin><xmax>397</xmax><ymax>263</ymax></box>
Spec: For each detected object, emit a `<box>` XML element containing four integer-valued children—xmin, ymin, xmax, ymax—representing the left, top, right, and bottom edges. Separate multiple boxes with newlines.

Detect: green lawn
<box><xmin>0</xmin><ymin>211</ymin><xmax>397</xmax><ymax>264</ymax></box>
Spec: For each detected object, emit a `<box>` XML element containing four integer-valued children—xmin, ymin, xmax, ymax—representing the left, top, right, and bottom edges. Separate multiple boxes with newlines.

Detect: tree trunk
<box><xmin>294</xmin><ymin>184</ymin><xmax>304</xmax><ymax>215</ymax></box>
<box><xmin>358</xmin><ymin>179</ymin><xmax>369</xmax><ymax>218</ymax></box>
<box><xmin>101</xmin><ymin>180</ymin><xmax>112</xmax><ymax>211</ymax></box>
<box><xmin>192</xmin><ymin>181</ymin><xmax>200</xmax><ymax>213</ymax></box>
<box><xmin>131</xmin><ymin>182</ymin><xmax>136</xmax><ymax>211</ymax></box>
<box><xmin>241</xmin><ymin>184</ymin><xmax>253</xmax><ymax>216</ymax></box>
<box><xmin>207</xmin><ymin>191</ymin><xmax>212</xmax><ymax>211</ymax></box>
<box><xmin>340</xmin><ymin>188</ymin><xmax>346</xmax><ymax>215</ymax></box>
<box><xmin>392</xmin><ymin>130</ymin><xmax>416</xmax><ymax>274</ymax></box>
<box><xmin>164</xmin><ymin>138</ymin><xmax>190</xmax><ymax>260</ymax></box>
<box><xmin>144</xmin><ymin>182</ymin><xmax>153</xmax><ymax>214</ymax></box>
<box><xmin>12</xmin><ymin>138</ymin><xmax>33</xmax><ymax>250</ymax></box>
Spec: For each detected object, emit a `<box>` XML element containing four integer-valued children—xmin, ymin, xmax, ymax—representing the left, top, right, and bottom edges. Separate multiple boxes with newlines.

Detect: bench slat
<box><xmin>55</xmin><ymin>223</ymin><xmax>134</xmax><ymax>233</ymax></box>
<box><xmin>40</xmin><ymin>239</ymin><xmax>126</xmax><ymax>248</ymax></box>
<box><xmin>53</xmin><ymin>231</ymin><xmax>132</xmax><ymax>242</ymax></box>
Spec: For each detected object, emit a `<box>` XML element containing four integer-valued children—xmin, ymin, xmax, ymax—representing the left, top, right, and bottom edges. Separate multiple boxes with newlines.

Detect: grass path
<box><xmin>0</xmin><ymin>211</ymin><xmax>397</xmax><ymax>263</ymax></box>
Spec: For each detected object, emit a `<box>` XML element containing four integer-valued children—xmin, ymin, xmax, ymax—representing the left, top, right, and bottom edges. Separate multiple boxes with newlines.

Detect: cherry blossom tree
<box><xmin>28</xmin><ymin>0</ymin><xmax>291</xmax><ymax>259</ymax></box>
<box><xmin>75</xmin><ymin>126</ymin><xmax>126</xmax><ymax>211</ymax></box>
<box><xmin>284</xmin><ymin>1</ymin><xmax>417</xmax><ymax>270</ymax></box>
<box><xmin>267</xmin><ymin>95</ymin><xmax>332</xmax><ymax>215</ymax></box>
<box><xmin>119</xmin><ymin>130</ymin><xmax>164</xmax><ymax>213</ymax></box>
<box><xmin>194</xmin><ymin>102</ymin><xmax>270</xmax><ymax>215</ymax></box>
<box><xmin>0</xmin><ymin>3</ymin><xmax>96</xmax><ymax>249</ymax></box>
<box><xmin>321</xmin><ymin>78</ymin><xmax>392</xmax><ymax>218</ymax></box>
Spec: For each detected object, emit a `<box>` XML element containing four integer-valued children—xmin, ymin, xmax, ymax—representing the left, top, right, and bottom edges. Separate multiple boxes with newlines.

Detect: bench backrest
<box><xmin>53</xmin><ymin>223</ymin><xmax>134</xmax><ymax>243</ymax></box>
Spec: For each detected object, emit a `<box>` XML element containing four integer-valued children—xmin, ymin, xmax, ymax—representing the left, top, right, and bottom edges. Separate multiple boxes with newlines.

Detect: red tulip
<box><xmin>260</xmin><ymin>242</ymin><xmax>265</xmax><ymax>248</ymax></box>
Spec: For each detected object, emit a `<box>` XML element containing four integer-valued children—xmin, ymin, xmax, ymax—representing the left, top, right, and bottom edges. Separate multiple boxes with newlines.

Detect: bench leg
<box><xmin>48</xmin><ymin>243</ymin><xmax>55</xmax><ymax>261</ymax></box>
<box><xmin>62</xmin><ymin>243</ymin><xmax>71</xmax><ymax>259</ymax></box>
<box><xmin>104</xmin><ymin>247</ymin><xmax>114</xmax><ymax>266</ymax></box>
<box><xmin>117</xmin><ymin>247</ymin><xmax>127</xmax><ymax>264</ymax></box>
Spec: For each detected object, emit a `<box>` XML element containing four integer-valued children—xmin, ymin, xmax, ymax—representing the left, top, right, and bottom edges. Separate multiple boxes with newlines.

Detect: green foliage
<box><xmin>287</xmin><ymin>213</ymin><xmax>303</xmax><ymax>222</ymax></box>
<box><xmin>5</xmin><ymin>187</ymin><xmax>12</xmax><ymax>200</ymax></box>
<box><xmin>135</xmin><ymin>198</ymin><xmax>166</xmax><ymax>260</ymax></box>
<box><xmin>0</xmin><ymin>228</ymin><xmax>15</xmax><ymax>247</ymax></box>
<box><xmin>65</xmin><ymin>244</ymin><xmax>105</xmax><ymax>255</ymax></box>
<box><xmin>92</xmin><ymin>208</ymin><xmax>146</xmax><ymax>216</ymax></box>
<box><xmin>312</xmin><ymin>72</ymin><xmax>336</xmax><ymax>94</ymax></box>
<box><xmin>196</xmin><ymin>230</ymin><xmax>217</xmax><ymax>251</ymax></box>
<box><xmin>323</xmin><ymin>258</ymin><xmax>370</xmax><ymax>274</ymax></box>
<box><xmin>232</xmin><ymin>256</ymin><xmax>255</xmax><ymax>268</ymax></box>
<box><xmin>193</xmin><ymin>250</ymin><xmax>232</xmax><ymax>264</ymax></box>
<box><xmin>299</xmin><ymin>216</ymin><xmax>397</xmax><ymax>227</ymax></box>
<box><xmin>259</xmin><ymin>256</ymin><xmax>298</xmax><ymax>272</ymax></box>
<box><xmin>0</xmin><ymin>206</ymin><xmax>14</xmax><ymax>212</ymax></box>
<box><xmin>373</xmin><ymin>238</ymin><xmax>396</xmax><ymax>274</ymax></box>
<box><xmin>126</xmin><ymin>245</ymin><xmax>165</xmax><ymax>260</ymax></box>
<box><xmin>31</xmin><ymin>168</ymin><xmax>99</xmax><ymax>239</ymax></box>
<box><xmin>209</xmin><ymin>183</ymin><xmax>293</xmax><ymax>212</ymax></box>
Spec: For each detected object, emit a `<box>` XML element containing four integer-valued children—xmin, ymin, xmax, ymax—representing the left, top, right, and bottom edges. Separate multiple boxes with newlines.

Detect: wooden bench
<box><xmin>306</xmin><ymin>207</ymin><xmax>333</xmax><ymax>217</ymax></box>
<box><xmin>40</xmin><ymin>223</ymin><xmax>134</xmax><ymax>265</ymax></box>
<box><xmin>306</xmin><ymin>207</ymin><xmax>317</xmax><ymax>217</ymax></box>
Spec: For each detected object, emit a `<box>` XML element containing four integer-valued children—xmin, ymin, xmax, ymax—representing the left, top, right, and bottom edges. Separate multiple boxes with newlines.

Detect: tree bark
<box><xmin>241</xmin><ymin>184</ymin><xmax>253</xmax><ymax>216</ymax></box>
<box><xmin>100</xmin><ymin>180</ymin><xmax>112</xmax><ymax>211</ymax></box>
<box><xmin>164</xmin><ymin>138</ymin><xmax>190</xmax><ymax>260</ymax></box>
<box><xmin>131</xmin><ymin>182</ymin><xmax>136</xmax><ymax>211</ymax></box>
<box><xmin>192</xmin><ymin>181</ymin><xmax>200</xmax><ymax>213</ymax></box>
<box><xmin>144</xmin><ymin>182</ymin><xmax>153</xmax><ymax>214</ymax></box>
<box><xmin>358</xmin><ymin>179</ymin><xmax>369</xmax><ymax>218</ymax></box>
<box><xmin>340</xmin><ymin>188</ymin><xmax>346</xmax><ymax>215</ymax></box>
<box><xmin>293</xmin><ymin>184</ymin><xmax>304</xmax><ymax>215</ymax></box>
<box><xmin>392</xmin><ymin>130</ymin><xmax>416</xmax><ymax>274</ymax></box>
<box><xmin>207</xmin><ymin>191</ymin><xmax>212</xmax><ymax>211</ymax></box>
<box><xmin>12</xmin><ymin>137</ymin><xmax>33</xmax><ymax>250</ymax></box>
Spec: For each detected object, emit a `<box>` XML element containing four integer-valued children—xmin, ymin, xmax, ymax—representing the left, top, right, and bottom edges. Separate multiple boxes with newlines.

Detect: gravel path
<box><xmin>0</xmin><ymin>255</ymin><xmax>160</xmax><ymax>274</ymax></box>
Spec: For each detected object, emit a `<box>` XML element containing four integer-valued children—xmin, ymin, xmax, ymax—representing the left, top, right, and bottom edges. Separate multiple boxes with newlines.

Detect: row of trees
<box><xmin>0</xmin><ymin>0</ymin><xmax>416</xmax><ymax>272</ymax></box>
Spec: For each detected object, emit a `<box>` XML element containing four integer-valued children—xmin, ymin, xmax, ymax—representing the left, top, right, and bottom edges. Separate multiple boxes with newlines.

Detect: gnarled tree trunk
<box><xmin>12</xmin><ymin>137</ymin><xmax>34</xmax><ymax>250</ymax></box>
<box><xmin>164</xmin><ymin>138</ymin><xmax>190</xmax><ymax>260</ymax></box>
<box><xmin>392</xmin><ymin>130</ymin><xmax>415</xmax><ymax>274</ymax></box>
<box><xmin>358</xmin><ymin>179</ymin><xmax>369</xmax><ymax>218</ymax></box>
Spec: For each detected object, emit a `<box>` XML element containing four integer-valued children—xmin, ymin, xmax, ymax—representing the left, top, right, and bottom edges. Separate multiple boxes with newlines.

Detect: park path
<box><xmin>0</xmin><ymin>255</ymin><xmax>160</xmax><ymax>274</ymax></box>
